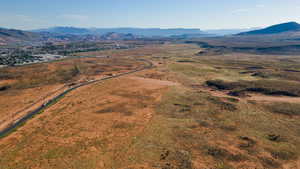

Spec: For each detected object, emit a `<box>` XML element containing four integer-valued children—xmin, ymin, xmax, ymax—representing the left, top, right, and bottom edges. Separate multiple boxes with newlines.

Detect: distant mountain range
<box><xmin>34</xmin><ymin>27</ymin><xmax>90</xmax><ymax>35</ymax></box>
<box><xmin>34</xmin><ymin>27</ymin><xmax>259</xmax><ymax>36</ymax></box>
<box><xmin>204</xmin><ymin>28</ymin><xmax>260</xmax><ymax>36</ymax></box>
<box><xmin>34</xmin><ymin>27</ymin><xmax>266</xmax><ymax>37</ymax></box>
<box><xmin>238</xmin><ymin>22</ymin><xmax>300</xmax><ymax>35</ymax></box>
<box><xmin>1</xmin><ymin>22</ymin><xmax>300</xmax><ymax>45</ymax></box>
<box><xmin>0</xmin><ymin>28</ymin><xmax>143</xmax><ymax>45</ymax></box>
<box><xmin>33</xmin><ymin>27</ymin><xmax>204</xmax><ymax>37</ymax></box>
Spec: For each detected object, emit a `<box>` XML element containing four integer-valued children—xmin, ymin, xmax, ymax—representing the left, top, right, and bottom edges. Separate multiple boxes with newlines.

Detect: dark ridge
<box><xmin>238</xmin><ymin>22</ymin><xmax>300</xmax><ymax>35</ymax></box>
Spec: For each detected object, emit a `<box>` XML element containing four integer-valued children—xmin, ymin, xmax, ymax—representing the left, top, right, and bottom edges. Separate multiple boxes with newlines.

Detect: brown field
<box><xmin>0</xmin><ymin>43</ymin><xmax>300</xmax><ymax>169</ymax></box>
<box><xmin>0</xmin><ymin>54</ymin><xmax>146</xmax><ymax>132</ymax></box>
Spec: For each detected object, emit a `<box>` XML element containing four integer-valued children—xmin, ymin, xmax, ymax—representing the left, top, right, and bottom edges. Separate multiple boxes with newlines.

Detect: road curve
<box><xmin>0</xmin><ymin>58</ymin><xmax>153</xmax><ymax>138</ymax></box>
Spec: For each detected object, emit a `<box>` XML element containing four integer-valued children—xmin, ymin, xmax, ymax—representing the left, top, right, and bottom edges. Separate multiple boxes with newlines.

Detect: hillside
<box><xmin>238</xmin><ymin>22</ymin><xmax>300</xmax><ymax>35</ymax></box>
<box><xmin>0</xmin><ymin>28</ymin><xmax>41</xmax><ymax>45</ymax></box>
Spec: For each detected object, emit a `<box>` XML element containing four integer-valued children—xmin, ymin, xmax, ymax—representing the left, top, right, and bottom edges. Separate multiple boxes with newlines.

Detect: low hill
<box><xmin>238</xmin><ymin>22</ymin><xmax>300</xmax><ymax>35</ymax></box>
<box><xmin>0</xmin><ymin>28</ymin><xmax>41</xmax><ymax>45</ymax></box>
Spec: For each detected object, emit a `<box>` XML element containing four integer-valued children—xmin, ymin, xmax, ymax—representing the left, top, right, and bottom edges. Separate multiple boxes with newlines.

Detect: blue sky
<box><xmin>1</xmin><ymin>0</ymin><xmax>300</xmax><ymax>30</ymax></box>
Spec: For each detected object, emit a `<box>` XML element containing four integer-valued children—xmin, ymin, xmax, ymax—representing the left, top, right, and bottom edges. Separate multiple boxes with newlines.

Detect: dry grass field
<box><xmin>0</xmin><ymin>43</ymin><xmax>299</xmax><ymax>169</ymax></box>
<box><xmin>0</xmin><ymin>54</ymin><xmax>146</xmax><ymax>132</ymax></box>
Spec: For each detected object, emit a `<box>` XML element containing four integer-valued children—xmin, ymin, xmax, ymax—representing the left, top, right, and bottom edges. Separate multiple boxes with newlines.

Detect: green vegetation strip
<box><xmin>206</xmin><ymin>79</ymin><xmax>300</xmax><ymax>97</ymax></box>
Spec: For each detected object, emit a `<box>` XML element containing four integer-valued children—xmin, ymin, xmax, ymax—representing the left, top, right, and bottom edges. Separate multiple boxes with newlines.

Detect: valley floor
<box><xmin>0</xmin><ymin>44</ymin><xmax>300</xmax><ymax>169</ymax></box>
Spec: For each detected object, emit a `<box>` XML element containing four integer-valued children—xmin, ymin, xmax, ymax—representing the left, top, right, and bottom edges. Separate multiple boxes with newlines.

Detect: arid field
<box><xmin>0</xmin><ymin>43</ymin><xmax>300</xmax><ymax>169</ymax></box>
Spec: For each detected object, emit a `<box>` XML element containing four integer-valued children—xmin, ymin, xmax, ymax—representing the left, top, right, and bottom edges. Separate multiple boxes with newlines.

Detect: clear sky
<box><xmin>1</xmin><ymin>0</ymin><xmax>299</xmax><ymax>30</ymax></box>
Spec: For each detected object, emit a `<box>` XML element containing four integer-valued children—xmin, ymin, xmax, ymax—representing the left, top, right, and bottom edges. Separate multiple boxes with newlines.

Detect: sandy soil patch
<box><xmin>129</xmin><ymin>76</ymin><xmax>177</xmax><ymax>89</ymax></box>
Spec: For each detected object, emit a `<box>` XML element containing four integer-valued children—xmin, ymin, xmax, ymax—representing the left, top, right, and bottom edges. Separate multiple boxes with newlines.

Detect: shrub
<box><xmin>208</xmin><ymin>97</ymin><xmax>237</xmax><ymax>111</ymax></box>
<box><xmin>205</xmin><ymin>146</ymin><xmax>229</xmax><ymax>159</ymax></box>
<box><xmin>260</xmin><ymin>157</ymin><xmax>281</xmax><ymax>168</ymax></box>
<box><xmin>0</xmin><ymin>85</ymin><xmax>10</xmax><ymax>91</ymax></box>
<box><xmin>270</xmin><ymin>149</ymin><xmax>297</xmax><ymax>161</ymax></box>
<box><xmin>206</xmin><ymin>80</ymin><xmax>244</xmax><ymax>90</ymax></box>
